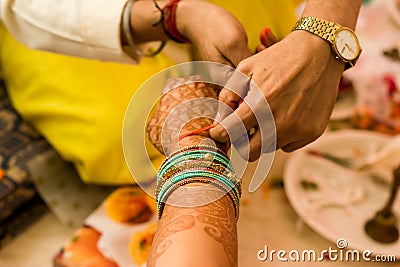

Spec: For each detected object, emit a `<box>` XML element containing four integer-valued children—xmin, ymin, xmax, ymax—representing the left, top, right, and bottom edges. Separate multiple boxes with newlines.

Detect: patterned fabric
<box><xmin>0</xmin><ymin>80</ymin><xmax>51</xmax><ymax>222</ymax></box>
<box><xmin>0</xmin><ymin>194</ymin><xmax>48</xmax><ymax>248</ymax></box>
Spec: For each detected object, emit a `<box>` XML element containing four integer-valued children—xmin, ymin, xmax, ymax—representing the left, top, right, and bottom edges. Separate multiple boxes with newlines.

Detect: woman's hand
<box><xmin>129</xmin><ymin>1</ymin><xmax>251</xmax><ymax>66</ymax></box>
<box><xmin>210</xmin><ymin>30</ymin><xmax>344</xmax><ymax>160</ymax></box>
<box><xmin>176</xmin><ymin>1</ymin><xmax>252</xmax><ymax>66</ymax></box>
<box><xmin>146</xmin><ymin>76</ymin><xmax>224</xmax><ymax>155</ymax></box>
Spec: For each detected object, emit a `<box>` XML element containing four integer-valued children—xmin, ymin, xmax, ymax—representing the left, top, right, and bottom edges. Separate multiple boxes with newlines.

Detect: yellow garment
<box><xmin>0</xmin><ymin>24</ymin><xmax>172</xmax><ymax>185</ymax></box>
<box><xmin>0</xmin><ymin>1</ymin><xmax>298</xmax><ymax>185</ymax></box>
<box><xmin>210</xmin><ymin>0</ymin><xmax>298</xmax><ymax>49</ymax></box>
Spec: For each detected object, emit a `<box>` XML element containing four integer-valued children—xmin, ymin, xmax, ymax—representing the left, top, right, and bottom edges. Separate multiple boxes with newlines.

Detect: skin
<box><xmin>209</xmin><ymin>0</ymin><xmax>363</xmax><ymax>160</ymax></box>
<box><xmin>127</xmin><ymin>0</ymin><xmax>252</xmax><ymax>66</ymax></box>
<box><xmin>146</xmin><ymin>80</ymin><xmax>238</xmax><ymax>267</ymax></box>
<box><xmin>143</xmin><ymin>2</ymin><xmax>365</xmax><ymax>263</ymax></box>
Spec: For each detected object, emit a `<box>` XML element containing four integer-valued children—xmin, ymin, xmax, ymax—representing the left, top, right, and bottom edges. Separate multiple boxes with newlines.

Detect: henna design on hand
<box><xmin>146</xmin><ymin>76</ymin><xmax>222</xmax><ymax>155</ymax></box>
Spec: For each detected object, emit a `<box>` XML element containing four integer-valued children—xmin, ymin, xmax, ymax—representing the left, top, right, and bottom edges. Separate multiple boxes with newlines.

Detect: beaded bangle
<box><xmin>157</xmin><ymin>177</ymin><xmax>241</xmax><ymax>220</ymax></box>
<box><xmin>158</xmin><ymin>150</ymin><xmax>233</xmax><ymax>177</ymax></box>
<box><xmin>157</xmin><ymin>169</ymin><xmax>241</xmax><ymax>207</ymax></box>
<box><xmin>156</xmin><ymin>167</ymin><xmax>241</xmax><ymax>201</ymax></box>
<box><xmin>156</xmin><ymin>144</ymin><xmax>241</xmax><ymax>221</ymax></box>
<box><xmin>158</xmin><ymin>174</ymin><xmax>240</xmax><ymax>209</ymax></box>
<box><xmin>161</xmin><ymin>144</ymin><xmax>229</xmax><ymax>164</ymax></box>
<box><xmin>156</xmin><ymin>170</ymin><xmax>241</xmax><ymax>205</ymax></box>
<box><xmin>159</xmin><ymin>160</ymin><xmax>237</xmax><ymax>183</ymax></box>
<box><xmin>159</xmin><ymin>145</ymin><xmax>230</xmax><ymax>172</ymax></box>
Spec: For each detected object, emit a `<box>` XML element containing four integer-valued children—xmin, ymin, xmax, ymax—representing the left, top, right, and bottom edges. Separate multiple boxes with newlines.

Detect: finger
<box><xmin>206</xmin><ymin>62</ymin><xmax>235</xmax><ymax>88</ymax></box>
<box><xmin>280</xmin><ymin>131</ymin><xmax>324</xmax><ymax>153</ymax></box>
<box><xmin>212</xmin><ymin>101</ymin><xmax>257</xmax><ymax>143</ymax></box>
<box><xmin>229</xmin><ymin>45</ymin><xmax>253</xmax><ymax>67</ymax></box>
<box><xmin>255</xmin><ymin>44</ymin><xmax>267</xmax><ymax>54</ymax></box>
<box><xmin>234</xmin><ymin>129</ymin><xmax>261</xmax><ymax>162</ymax></box>
<box><xmin>211</xmin><ymin>67</ymin><xmax>252</xmax><ymax>125</ymax></box>
<box><xmin>223</xmin><ymin>68</ymin><xmax>252</xmax><ymax>102</ymax></box>
<box><xmin>211</xmin><ymin>78</ymin><xmax>273</xmax><ymax>143</ymax></box>
<box><xmin>259</xmin><ymin>27</ymin><xmax>277</xmax><ymax>48</ymax></box>
<box><xmin>233</xmin><ymin>125</ymin><xmax>276</xmax><ymax>162</ymax></box>
<box><xmin>281</xmin><ymin>139</ymin><xmax>310</xmax><ymax>153</ymax></box>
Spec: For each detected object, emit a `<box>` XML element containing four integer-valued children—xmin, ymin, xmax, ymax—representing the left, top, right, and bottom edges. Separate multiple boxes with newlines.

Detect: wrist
<box><xmin>128</xmin><ymin>0</ymin><xmax>169</xmax><ymax>43</ymax></box>
<box><xmin>288</xmin><ymin>30</ymin><xmax>346</xmax><ymax>75</ymax></box>
<box><xmin>291</xmin><ymin>15</ymin><xmax>362</xmax><ymax>71</ymax></box>
<box><xmin>302</xmin><ymin>0</ymin><xmax>362</xmax><ymax>30</ymax></box>
<box><xmin>178</xmin><ymin>134</ymin><xmax>229</xmax><ymax>155</ymax></box>
<box><xmin>174</xmin><ymin>0</ymin><xmax>214</xmax><ymax>42</ymax></box>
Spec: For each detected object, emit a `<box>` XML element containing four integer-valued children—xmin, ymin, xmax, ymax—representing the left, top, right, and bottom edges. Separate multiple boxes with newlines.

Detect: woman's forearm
<box><xmin>148</xmin><ymin>184</ymin><xmax>237</xmax><ymax>267</ymax></box>
<box><xmin>148</xmin><ymin>135</ymin><xmax>238</xmax><ymax>267</ymax></box>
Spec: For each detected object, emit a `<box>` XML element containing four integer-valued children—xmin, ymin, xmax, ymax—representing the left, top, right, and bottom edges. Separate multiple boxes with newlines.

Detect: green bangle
<box><xmin>157</xmin><ymin>177</ymin><xmax>241</xmax><ymax>220</ymax></box>
<box><xmin>158</xmin><ymin>150</ymin><xmax>233</xmax><ymax>178</ymax></box>
<box><xmin>159</xmin><ymin>145</ymin><xmax>229</xmax><ymax>170</ymax></box>
<box><xmin>157</xmin><ymin>169</ymin><xmax>241</xmax><ymax>206</ymax></box>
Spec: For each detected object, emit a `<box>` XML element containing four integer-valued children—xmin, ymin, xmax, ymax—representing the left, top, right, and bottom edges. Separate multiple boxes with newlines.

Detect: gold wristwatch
<box><xmin>292</xmin><ymin>16</ymin><xmax>361</xmax><ymax>70</ymax></box>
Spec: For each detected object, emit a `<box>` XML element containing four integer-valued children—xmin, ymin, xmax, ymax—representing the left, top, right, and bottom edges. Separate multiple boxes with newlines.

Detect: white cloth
<box><xmin>0</xmin><ymin>0</ymin><xmax>140</xmax><ymax>63</ymax></box>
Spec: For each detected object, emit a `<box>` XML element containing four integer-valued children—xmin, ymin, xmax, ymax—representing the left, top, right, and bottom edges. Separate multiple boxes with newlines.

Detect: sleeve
<box><xmin>0</xmin><ymin>0</ymin><xmax>141</xmax><ymax>63</ymax></box>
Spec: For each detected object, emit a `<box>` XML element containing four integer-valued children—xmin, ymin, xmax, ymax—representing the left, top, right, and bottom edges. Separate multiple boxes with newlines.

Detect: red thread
<box><xmin>178</xmin><ymin>125</ymin><xmax>216</xmax><ymax>141</ymax></box>
<box><xmin>163</xmin><ymin>0</ymin><xmax>190</xmax><ymax>43</ymax></box>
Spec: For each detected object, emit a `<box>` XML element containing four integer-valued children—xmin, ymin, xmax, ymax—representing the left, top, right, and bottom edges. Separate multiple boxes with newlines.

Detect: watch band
<box><xmin>292</xmin><ymin>16</ymin><xmax>361</xmax><ymax>70</ymax></box>
<box><xmin>292</xmin><ymin>16</ymin><xmax>340</xmax><ymax>46</ymax></box>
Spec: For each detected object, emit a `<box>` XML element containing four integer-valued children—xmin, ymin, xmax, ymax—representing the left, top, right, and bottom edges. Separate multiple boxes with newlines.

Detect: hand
<box><xmin>210</xmin><ymin>30</ymin><xmax>344</xmax><ymax>160</ymax></box>
<box><xmin>176</xmin><ymin>1</ymin><xmax>252</xmax><ymax>66</ymax></box>
<box><xmin>146</xmin><ymin>76</ymin><xmax>225</xmax><ymax>155</ymax></box>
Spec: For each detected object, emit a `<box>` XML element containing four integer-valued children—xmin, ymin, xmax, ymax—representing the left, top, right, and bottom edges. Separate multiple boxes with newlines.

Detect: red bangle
<box><xmin>163</xmin><ymin>0</ymin><xmax>190</xmax><ymax>43</ymax></box>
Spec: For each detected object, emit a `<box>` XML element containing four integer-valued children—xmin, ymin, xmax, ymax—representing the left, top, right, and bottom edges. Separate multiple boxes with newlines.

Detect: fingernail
<box><xmin>260</xmin><ymin>27</ymin><xmax>270</xmax><ymax>43</ymax></box>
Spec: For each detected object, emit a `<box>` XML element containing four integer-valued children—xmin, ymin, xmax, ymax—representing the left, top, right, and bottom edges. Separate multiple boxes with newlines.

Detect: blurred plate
<box><xmin>331</xmin><ymin>90</ymin><xmax>356</xmax><ymax>121</ymax></box>
<box><xmin>284</xmin><ymin>129</ymin><xmax>400</xmax><ymax>256</ymax></box>
<box><xmin>85</xmin><ymin>202</ymin><xmax>156</xmax><ymax>267</ymax></box>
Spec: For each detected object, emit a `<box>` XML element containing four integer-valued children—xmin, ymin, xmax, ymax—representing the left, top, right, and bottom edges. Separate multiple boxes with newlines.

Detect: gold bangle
<box><xmin>157</xmin><ymin>178</ymin><xmax>241</xmax><ymax>220</ymax></box>
<box><xmin>159</xmin><ymin>144</ymin><xmax>229</xmax><ymax>170</ymax></box>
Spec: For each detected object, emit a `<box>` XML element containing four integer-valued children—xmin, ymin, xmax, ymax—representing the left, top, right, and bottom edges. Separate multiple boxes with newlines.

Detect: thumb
<box><xmin>210</xmin><ymin>68</ymin><xmax>252</xmax><ymax>142</ymax></box>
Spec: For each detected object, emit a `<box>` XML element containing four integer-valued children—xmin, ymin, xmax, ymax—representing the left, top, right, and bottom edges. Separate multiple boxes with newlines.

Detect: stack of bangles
<box><xmin>156</xmin><ymin>145</ymin><xmax>242</xmax><ymax>221</ymax></box>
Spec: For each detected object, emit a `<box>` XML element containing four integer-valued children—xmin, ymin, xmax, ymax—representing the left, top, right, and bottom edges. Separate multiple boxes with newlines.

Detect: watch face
<box><xmin>334</xmin><ymin>28</ymin><xmax>361</xmax><ymax>61</ymax></box>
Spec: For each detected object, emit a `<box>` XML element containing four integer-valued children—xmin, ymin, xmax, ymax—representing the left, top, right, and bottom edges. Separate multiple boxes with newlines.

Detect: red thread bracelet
<box><xmin>163</xmin><ymin>0</ymin><xmax>190</xmax><ymax>43</ymax></box>
<box><xmin>178</xmin><ymin>125</ymin><xmax>216</xmax><ymax>141</ymax></box>
<box><xmin>178</xmin><ymin>124</ymin><xmax>230</xmax><ymax>152</ymax></box>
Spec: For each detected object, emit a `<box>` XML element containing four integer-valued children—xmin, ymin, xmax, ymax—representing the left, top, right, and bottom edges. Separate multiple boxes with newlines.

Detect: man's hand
<box><xmin>210</xmin><ymin>30</ymin><xmax>343</xmax><ymax>160</ymax></box>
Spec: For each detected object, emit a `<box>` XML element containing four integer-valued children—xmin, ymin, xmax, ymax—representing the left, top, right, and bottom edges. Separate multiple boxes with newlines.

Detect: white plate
<box><xmin>85</xmin><ymin>204</ymin><xmax>157</xmax><ymax>267</ymax></box>
<box><xmin>284</xmin><ymin>129</ymin><xmax>400</xmax><ymax>256</ymax></box>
